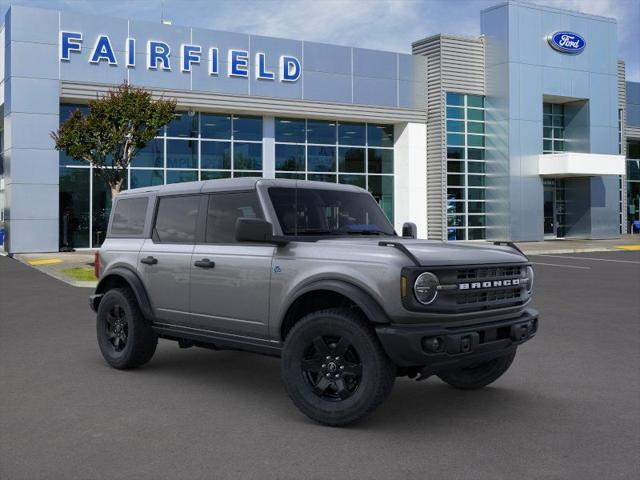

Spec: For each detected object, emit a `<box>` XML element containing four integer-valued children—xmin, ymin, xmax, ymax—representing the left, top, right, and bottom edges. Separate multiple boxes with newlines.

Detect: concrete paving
<box><xmin>0</xmin><ymin>251</ymin><xmax>638</xmax><ymax>479</ymax></box>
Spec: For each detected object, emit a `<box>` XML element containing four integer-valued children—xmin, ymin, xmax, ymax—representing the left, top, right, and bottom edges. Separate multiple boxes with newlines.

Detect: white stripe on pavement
<box><xmin>538</xmin><ymin>254</ymin><xmax>640</xmax><ymax>265</ymax></box>
<box><xmin>530</xmin><ymin>262</ymin><xmax>591</xmax><ymax>269</ymax></box>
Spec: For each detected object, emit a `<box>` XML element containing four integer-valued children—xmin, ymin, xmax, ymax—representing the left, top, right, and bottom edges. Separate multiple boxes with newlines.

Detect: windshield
<box><xmin>268</xmin><ymin>187</ymin><xmax>396</xmax><ymax>237</ymax></box>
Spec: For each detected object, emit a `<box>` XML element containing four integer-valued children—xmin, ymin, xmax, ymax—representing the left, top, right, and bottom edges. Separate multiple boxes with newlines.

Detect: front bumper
<box><xmin>375</xmin><ymin>308</ymin><xmax>538</xmax><ymax>371</ymax></box>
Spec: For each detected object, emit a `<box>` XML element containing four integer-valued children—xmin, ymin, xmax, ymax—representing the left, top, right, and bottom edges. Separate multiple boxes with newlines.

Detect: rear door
<box><xmin>189</xmin><ymin>191</ymin><xmax>274</xmax><ymax>339</ymax></box>
<box><xmin>139</xmin><ymin>194</ymin><xmax>201</xmax><ymax>325</ymax></box>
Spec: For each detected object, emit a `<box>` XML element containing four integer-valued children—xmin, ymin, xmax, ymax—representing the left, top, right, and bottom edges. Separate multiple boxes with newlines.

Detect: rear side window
<box><xmin>153</xmin><ymin>195</ymin><xmax>200</xmax><ymax>244</ymax></box>
<box><xmin>205</xmin><ymin>192</ymin><xmax>263</xmax><ymax>243</ymax></box>
<box><xmin>110</xmin><ymin>197</ymin><xmax>148</xmax><ymax>236</ymax></box>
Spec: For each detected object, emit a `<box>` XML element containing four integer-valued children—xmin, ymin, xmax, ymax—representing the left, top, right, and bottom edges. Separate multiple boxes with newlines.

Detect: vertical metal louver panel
<box><xmin>412</xmin><ymin>35</ymin><xmax>485</xmax><ymax>240</ymax></box>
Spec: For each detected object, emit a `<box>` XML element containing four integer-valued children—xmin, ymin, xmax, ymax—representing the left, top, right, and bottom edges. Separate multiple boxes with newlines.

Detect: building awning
<box><xmin>537</xmin><ymin>152</ymin><xmax>626</xmax><ymax>177</ymax></box>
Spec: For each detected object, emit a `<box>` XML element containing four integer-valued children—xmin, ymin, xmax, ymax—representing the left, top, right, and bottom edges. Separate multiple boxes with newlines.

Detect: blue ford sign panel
<box><xmin>547</xmin><ymin>31</ymin><xmax>586</xmax><ymax>54</ymax></box>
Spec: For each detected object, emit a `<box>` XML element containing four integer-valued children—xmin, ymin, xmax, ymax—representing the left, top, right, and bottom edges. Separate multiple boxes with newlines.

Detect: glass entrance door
<box><xmin>543</xmin><ymin>178</ymin><xmax>567</xmax><ymax>238</ymax></box>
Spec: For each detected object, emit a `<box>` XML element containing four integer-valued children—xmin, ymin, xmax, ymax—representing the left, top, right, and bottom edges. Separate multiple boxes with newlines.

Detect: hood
<box><xmin>313</xmin><ymin>237</ymin><xmax>527</xmax><ymax>266</ymax></box>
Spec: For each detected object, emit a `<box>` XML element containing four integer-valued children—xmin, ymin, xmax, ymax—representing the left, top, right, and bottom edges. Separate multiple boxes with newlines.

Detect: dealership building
<box><xmin>0</xmin><ymin>1</ymin><xmax>639</xmax><ymax>252</ymax></box>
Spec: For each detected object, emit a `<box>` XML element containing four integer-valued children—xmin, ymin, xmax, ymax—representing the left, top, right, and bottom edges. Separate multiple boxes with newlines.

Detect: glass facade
<box><xmin>58</xmin><ymin>105</ymin><xmax>396</xmax><ymax>248</ymax></box>
<box><xmin>543</xmin><ymin>103</ymin><xmax>565</xmax><ymax>154</ymax></box>
<box><xmin>445</xmin><ymin>92</ymin><xmax>486</xmax><ymax>240</ymax></box>
<box><xmin>627</xmin><ymin>139</ymin><xmax>640</xmax><ymax>232</ymax></box>
<box><xmin>58</xmin><ymin>104</ymin><xmax>263</xmax><ymax>248</ymax></box>
<box><xmin>274</xmin><ymin>118</ymin><xmax>395</xmax><ymax>222</ymax></box>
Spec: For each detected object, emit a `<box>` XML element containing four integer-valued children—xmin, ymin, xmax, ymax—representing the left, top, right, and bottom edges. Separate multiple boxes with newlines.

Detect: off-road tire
<box><xmin>281</xmin><ymin>308</ymin><xmax>396</xmax><ymax>426</ymax></box>
<box><xmin>96</xmin><ymin>288</ymin><xmax>157</xmax><ymax>369</ymax></box>
<box><xmin>437</xmin><ymin>350</ymin><xmax>516</xmax><ymax>390</ymax></box>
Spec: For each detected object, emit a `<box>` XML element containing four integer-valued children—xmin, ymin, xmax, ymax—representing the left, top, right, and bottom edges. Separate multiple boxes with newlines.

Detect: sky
<box><xmin>1</xmin><ymin>0</ymin><xmax>638</xmax><ymax>80</ymax></box>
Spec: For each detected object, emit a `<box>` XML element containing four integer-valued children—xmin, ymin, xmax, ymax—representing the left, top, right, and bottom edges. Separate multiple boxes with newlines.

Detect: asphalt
<box><xmin>0</xmin><ymin>251</ymin><xmax>638</xmax><ymax>479</ymax></box>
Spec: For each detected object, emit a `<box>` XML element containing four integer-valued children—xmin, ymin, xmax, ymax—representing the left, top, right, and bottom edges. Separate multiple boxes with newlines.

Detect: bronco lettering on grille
<box><xmin>459</xmin><ymin>279</ymin><xmax>520</xmax><ymax>290</ymax></box>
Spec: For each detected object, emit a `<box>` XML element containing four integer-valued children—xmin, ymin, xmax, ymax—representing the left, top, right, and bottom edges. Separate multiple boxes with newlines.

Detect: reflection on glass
<box><xmin>275</xmin><ymin>118</ymin><xmax>305</xmax><ymax>143</ymax></box>
<box><xmin>338</xmin><ymin>122</ymin><xmax>366</xmax><ymax>146</ymax></box>
<box><xmin>92</xmin><ymin>169</ymin><xmax>127</xmax><ymax>247</ymax></box>
<box><xmin>233</xmin><ymin>115</ymin><xmax>262</xmax><ymax>141</ymax></box>
<box><xmin>276</xmin><ymin>144</ymin><xmax>305</xmax><ymax>171</ymax></box>
<box><xmin>130</xmin><ymin>169</ymin><xmax>163</xmax><ymax>188</ymax></box>
<box><xmin>368</xmin><ymin>175</ymin><xmax>394</xmax><ymax>222</ymax></box>
<box><xmin>307</xmin><ymin>145</ymin><xmax>336</xmax><ymax>172</ymax></box>
<box><xmin>339</xmin><ymin>175</ymin><xmax>366</xmax><ymax>188</ymax></box>
<box><xmin>201</xmin><ymin>171</ymin><xmax>232</xmax><ymax>180</ymax></box>
<box><xmin>167</xmin><ymin>111</ymin><xmax>198</xmax><ymax>138</ymax></box>
<box><xmin>167</xmin><ymin>170</ymin><xmax>197</xmax><ymax>184</ymax></box>
<box><xmin>233</xmin><ymin>142</ymin><xmax>262</xmax><ymax>170</ymax></box>
<box><xmin>201</xmin><ymin>141</ymin><xmax>231</xmax><ymax>169</ymax></box>
<box><xmin>339</xmin><ymin>147</ymin><xmax>365</xmax><ymax>173</ymax></box>
<box><xmin>367</xmin><ymin>124</ymin><xmax>394</xmax><ymax>147</ymax></box>
<box><xmin>368</xmin><ymin>149</ymin><xmax>394</xmax><ymax>174</ymax></box>
<box><xmin>307</xmin><ymin>120</ymin><xmax>336</xmax><ymax>144</ymax></box>
<box><xmin>201</xmin><ymin>113</ymin><xmax>231</xmax><ymax>139</ymax></box>
<box><xmin>59</xmin><ymin>167</ymin><xmax>90</xmax><ymax>248</ymax></box>
<box><xmin>308</xmin><ymin>174</ymin><xmax>336</xmax><ymax>183</ymax></box>
<box><xmin>133</xmin><ymin>139</ymin><xmax>164</xmax><ymax>168</ymax></box>
<box><xmin>167</xmin><ymin>139</ymin><xmax>197</xmax><ymax>169</ymax></box>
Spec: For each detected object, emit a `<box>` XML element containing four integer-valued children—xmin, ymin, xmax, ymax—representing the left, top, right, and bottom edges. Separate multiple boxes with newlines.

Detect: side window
<box><xmin>205</xmin><ymin>192</ymin><xmax>263</xmax><ymax>243</ymax></box>
<box><xmin>110</xmin><ymin>197</ymin><xmax>149</xmax><ymax>236</ymax></box>
<box><xmin>153</xmin><ymin>195</ymin><xmax>200</xmax><ymax>244</ymax></box>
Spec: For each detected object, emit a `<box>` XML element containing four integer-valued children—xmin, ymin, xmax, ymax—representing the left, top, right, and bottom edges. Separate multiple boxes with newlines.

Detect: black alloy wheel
<box><xmin>301</xmin><ymin>335</ymin><xmax>363</xmax><ymax>401</ymax></box>
<box><xmin>281</xmin><ymin>308</ymin><xmax>396</xmax><ymax>426</ymax></box>
<box><xmin>96</xmin><ymin>288</ymin><xmax>158</xmax><ymax>369</ymax></box>
<box><xmin>105</xmin><ymin>304</ymin><xmax>129</xmax><ymax>352</ymax></box>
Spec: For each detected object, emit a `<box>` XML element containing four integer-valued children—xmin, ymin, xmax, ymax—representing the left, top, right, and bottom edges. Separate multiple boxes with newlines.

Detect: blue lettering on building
<box><xmin>148</xmin><ymin>41</ymin><xmax>171</xmax><ymax>70</ymax></box>
<box><xmin>58</xmin><ymin>31</ymin><xmax>302</xmax><ymax>82</ymax></box>
<box><xmin>60</xmin><ymin>31</ymin><xmax>82</xmax><ymax>61</ymax></box>
<box><xmin>256</xmin><ymin>53</ymin><xmax>275</xmax><ymax>80</ymax></box>
<box><xmin>181</xmin><ymin>44</ymin><xmax>201</xmax><ymax>72</ymax></box>
<box><xmin>229</xmin><ymin>50</ymin><xmax>249</xmax><ymax>77</ymax></box>
<box><xmin>547</xmin><ymin>31</ymin><xmax>586</xmax><ymax>54</ymax></box>
<box><xmin>90</xmin><ymin>35</ymin><xmax>117</xmax><ymax>65</ymax></box>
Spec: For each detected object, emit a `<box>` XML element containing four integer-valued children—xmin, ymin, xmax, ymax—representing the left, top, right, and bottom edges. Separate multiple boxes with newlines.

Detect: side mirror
<box><xmin>235</xmin><ymin>218</ymin><xmax>274</xmax><ymax>243</ymax></box>
<box><xmin>402</xmin><ymin>222</ymin><xmax>417</xmax><ymax>239</ymax></box>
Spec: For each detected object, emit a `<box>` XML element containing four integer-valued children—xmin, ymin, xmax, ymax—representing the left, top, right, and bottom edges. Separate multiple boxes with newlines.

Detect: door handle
<box><xmin>140</xmin><ymin>256</ymin><xmax>158</xmax><ymax>265</ymax></box>
<box><xmin>194</xmin><ymin>258</ymin><xmax>215</xmax><ymax>269</ymax></box>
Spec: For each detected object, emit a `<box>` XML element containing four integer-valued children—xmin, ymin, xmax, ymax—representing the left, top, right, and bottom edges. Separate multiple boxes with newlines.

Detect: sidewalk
<box><xmin>497</xmin><ymin>235</ymin><xmax>640</xmax><ymax>255</ymax></box>
<box><xmin>11</xmin><ymin>251</ymin><xmax>97</xmax><ymax>288</ymax></box>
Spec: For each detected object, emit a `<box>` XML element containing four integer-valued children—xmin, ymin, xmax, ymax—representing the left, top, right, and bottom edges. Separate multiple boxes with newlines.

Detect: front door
<box><xmin>543</xmin><ymin>179</ymin><xmax>567</xmax><ymax>238</ymax></box>
<box><xmin>188</xmin><ymin>191</ymin><xmax>274</xmax><ymax>339</ymax></box>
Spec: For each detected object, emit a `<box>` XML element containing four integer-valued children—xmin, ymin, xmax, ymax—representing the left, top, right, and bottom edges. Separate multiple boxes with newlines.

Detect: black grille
<box><xmin>456</xmin><ymin>287</ymin><xmax>522</xmax><ymax>306</ymax></box>
<box><xmin>457</xmin><ymin>265</ymin><xmax>523</xmax><ymax>280</ymax></box>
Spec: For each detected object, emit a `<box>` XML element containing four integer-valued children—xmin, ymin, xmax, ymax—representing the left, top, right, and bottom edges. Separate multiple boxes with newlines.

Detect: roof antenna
<box><xmin>161</xmin><ymin>1</ymin><xmax>172</xmax><ymax>25</ymax></box>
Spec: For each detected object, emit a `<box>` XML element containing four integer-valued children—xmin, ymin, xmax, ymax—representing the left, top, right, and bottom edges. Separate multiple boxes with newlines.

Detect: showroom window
<box><xmin>627</xmin><ymin>140</ymin><xmax>640</xmax><ymax>233</ymax></box>
<box><xmin>274</xmin><ymin>118</ymin><xmax>395</xmax><ymax>222</ymax></box>
<box><xmin>58</xmin><ymin>104</ymin><xmax>263</xmax><ymax>248</ymax></box>
<box><xmin>445</xmin><ymin>92</ymin><xmax>486</xmax><ymax>241</ymax></box>
<box><xmin>543</xmin><ymin>103</ymin><xmax>565</xmax><ymax>154</ymax></box>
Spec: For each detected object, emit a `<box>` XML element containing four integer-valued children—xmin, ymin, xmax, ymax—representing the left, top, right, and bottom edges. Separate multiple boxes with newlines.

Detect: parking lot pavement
<box><xmin>1</xmin><ymin>251</ymin><xmax>638</xmax><ymax>480</ymax></box>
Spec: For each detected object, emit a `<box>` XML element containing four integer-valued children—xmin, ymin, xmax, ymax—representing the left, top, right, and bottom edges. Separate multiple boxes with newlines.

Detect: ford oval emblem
<box><xmin>547</xmin><ymin>31</ymin><xmax>586</xmax><ymax>54</ymax></box>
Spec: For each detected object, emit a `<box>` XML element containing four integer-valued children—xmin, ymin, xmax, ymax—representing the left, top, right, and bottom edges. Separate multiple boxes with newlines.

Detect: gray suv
<box><xmin>91</xmin><ymin>178</ymin><xmax>537</xmax><ymax>426</ymax></box>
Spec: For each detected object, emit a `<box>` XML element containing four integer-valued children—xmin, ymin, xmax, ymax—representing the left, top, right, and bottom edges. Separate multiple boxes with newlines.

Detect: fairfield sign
<box><xmin>59</xmin><ymin>31</ymin><xmax>302</xmax><ymax>82</ymax></box>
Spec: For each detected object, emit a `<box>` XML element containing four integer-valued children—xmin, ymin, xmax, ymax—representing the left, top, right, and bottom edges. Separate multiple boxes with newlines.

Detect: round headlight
<box><xmin>525</xmin><ymin>266</ymin><xmax>534</xmax><ymax>293</ymax></box>
<box><xmin>414</xmin><ymin>272</ymin><xmax>439</xmax><ymax>305</ymax></box>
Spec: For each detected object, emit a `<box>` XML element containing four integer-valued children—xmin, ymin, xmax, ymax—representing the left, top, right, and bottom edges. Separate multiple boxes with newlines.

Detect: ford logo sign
<box><xmin>547</xmin><ymin>31</ymin><xmax>586</xmax><ymax>54</ymax></box>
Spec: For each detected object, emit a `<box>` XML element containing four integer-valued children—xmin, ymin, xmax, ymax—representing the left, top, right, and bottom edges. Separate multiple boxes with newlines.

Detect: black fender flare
<box><xmin>95</xmin><ymin>266</ymin><xmax>154</xmax><ymax>320</ymax></box>
<box><xmin>282</xmin><ymin>279</ymin><xmax>391</xmax><ymax>326</ymax></box>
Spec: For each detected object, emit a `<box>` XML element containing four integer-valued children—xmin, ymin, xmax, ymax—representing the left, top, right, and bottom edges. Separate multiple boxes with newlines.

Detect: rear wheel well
<box><xmin>96</xmin><ymin>274</ymin><xmax>132</xmax><ymax>295</ymax></box>
<box><xmin>280</xmin><ymin>290</ymin><xmax>366</xmax><ymax>341</ymax></box>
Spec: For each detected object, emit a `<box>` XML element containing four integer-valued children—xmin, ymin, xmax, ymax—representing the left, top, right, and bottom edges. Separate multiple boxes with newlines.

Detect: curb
<box><xmin>11</xmin><ymin>255</ymin><xmax>97</xmax><ymax>289</ymax></box>
<box><xmin>520</xmin><ymin>247</ymin><xmax>621</xmax><ymax>255</ymax></box>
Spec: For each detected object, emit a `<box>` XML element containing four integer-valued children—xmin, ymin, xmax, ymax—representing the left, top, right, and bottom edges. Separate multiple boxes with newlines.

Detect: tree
<box><xmin>52</xmin><ymin>83</ymin><xmax>177</xmax><ymax>200</ymax></box>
